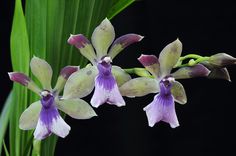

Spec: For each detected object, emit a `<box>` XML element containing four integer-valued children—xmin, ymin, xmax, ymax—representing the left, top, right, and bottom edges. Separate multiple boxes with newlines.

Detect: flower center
<box><xmin>97</xmin><ymin>56</ymin><xmax>113</xmax><ymax>77</ymax></box>
<box><xmin>159</xmin><ymin>76</ymin><xmax>175</xmax><ymax>96</ymax></box>
<box><xmin>40</xmin><ymin>90</ymin><xmax>55</xmax><ymax>109</ymax></box>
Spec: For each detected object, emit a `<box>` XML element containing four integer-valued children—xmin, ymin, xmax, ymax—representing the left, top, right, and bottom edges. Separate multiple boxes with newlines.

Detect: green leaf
<box><xmin>107</xmin><ymin>0</ymin><xmax>135</xmax><ymax>19</ymax></box>
<box><xmin>10</xmin><ymin>0</ymin><xmax>31</xmax><ymax>155</ymax></box>
<box><xmin>0</xmin><ymin>92</ymin><xmax>13</xmax><ymax>155</ymax></box>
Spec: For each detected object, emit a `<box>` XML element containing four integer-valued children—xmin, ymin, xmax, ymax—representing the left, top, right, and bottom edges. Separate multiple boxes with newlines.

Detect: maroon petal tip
<box><xmin>8</xmin><ymin>72</ymin><xmax>30</xmax><ymax>86</ymax></box>
<box><xmin>68</xmin><ymin>34</ymin><xmax>90</xmax><ymax>48</ymax></box>
<box><xmin>138</xmin><ymin>54</ymin><xmax>159</xmax><ymax>66</ymax></box>
<box><xmin>60</xmin><ymin>66</ymin><xmax>79</xmax><ymax>79</ymax></box>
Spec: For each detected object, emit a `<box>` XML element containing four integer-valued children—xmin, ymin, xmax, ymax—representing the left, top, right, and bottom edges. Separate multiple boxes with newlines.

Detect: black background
<box><xmin>1</xmin><ymin>0</ymin><xmax>236</xmax><ymax>156</ymax></box>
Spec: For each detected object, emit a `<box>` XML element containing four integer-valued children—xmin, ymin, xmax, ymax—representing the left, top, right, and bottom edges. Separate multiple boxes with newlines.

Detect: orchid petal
<box><xmin>63</xmin><ymin>66</ymin><xmax>98</xmax><ymax>99</ymax></box>
<box><xmin>159</xmin><ymin>39</ymin><xmax>182</xmax><ymax>76</ymax></box>
<box><xmin>91</xmin><ymin>76</ymin><xmax>125</xmax><ymax>107</ymax></box>
<box><xmin>8</xmin><ymin>72</ymin><xmax>41</xmax><ymax>94</ymax></box>
<box><xmin>56</xmin><ymin>98</ymin><xmax>97</xmax><ymax>119</ymax></box>
<box><xmin>138</xmin><ymin>54</ymin><xmax>160</xmax><ymax>77</ymax></box>
<box><xmin>50</xmin><ymin>115</ymin><xmax>71</xmax><ymax>138</ymax></box>
<box><xmin>119</xmin><ymin>77</ymin><xmax>159</xmax><ymax>97</ymax></box>
<box><xmin>108</xmin><ymin>34</ymin><xmax>144</xmax><ymax>59</ymax></box>
<box><xmin>171</xmin><ymin>81</ymin><xmax>187</xmax><ymax>105</ymax></box>
<box><xmin>111</xmin><ymin>66</ymin><xmax>131</xmax><ymax>86</ymax></box>
<box><xmin>54</xmin><ymin>66</ymin><xmax>79</xmax><ymax>93</ymax></box>
<box><xmin>30</xmin><ymin>56</ymin><xmax>52</xmax><ymax>90</ymax></box>
<box><xmin>143</xmin><ymin>94</ymin><xmax>179</xmax><ymax>128</ymax></box>
<box><xmin>91</xmin><ymin>18</ymin><xmax>115</xmax><ymax>59</ymax></box>
<box><xmin>68</xmin><ymin>34</ymin><xmax>97</xmax><ymax>63</ymax></box>
<box><xmin>19</xmin><ymin>101</ymin><xmax>42</xmax><ymax>130</ymax></box>
<box><xmin>34</xmin><ymin>118</ymin><xmax>51</xmax><ymax>140</ymax></box>
<box><xmin>171</xmin><ymin>64</ymin><xmax>210</xmax><ymax>79</ymax></box>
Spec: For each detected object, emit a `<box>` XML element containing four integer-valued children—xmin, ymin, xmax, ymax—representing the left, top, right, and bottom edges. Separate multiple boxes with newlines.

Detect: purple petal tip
<box><xmin>60</xmin><ymin>66</ymin><xmax>79</xmax><ymax>79</ymax></box>
<box><xmin>138</xmin><ymin>54</ymin><xmax>159</xmax><ymax>66</ymax></box>
<box><xmin>8</xmin><ymin>72</ymin><xmax>30</xmax><ymax>86</ymax></box>
<box><xmin>113</xmin><ymin>34</ymin><xmax>144</xmax><ymax>48</ymax></box>
<box><xmin>190</xmin><ymin>64</ymin><xmax>210</xmax><ymax>77</ymax></box>
<box><xmin>68</xmin><ymin>34</ymin><xmax>90</xmax><ymax>48</ymax></box>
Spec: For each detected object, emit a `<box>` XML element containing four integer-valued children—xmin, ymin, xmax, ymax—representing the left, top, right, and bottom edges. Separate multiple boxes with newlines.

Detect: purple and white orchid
<box><xmin>65</xmin><ymin>18</ymin><xmax>143</xmax><ymax>108</ymax></box>
<box><xmin>9</xmin><ymin>56</ymin><xmax>97</xmax><ymax>140</ymax></box>
<box><xmin>120</xmin><ymin>39</ymin><xmax>210</xmax><ymax>127</ymax></box>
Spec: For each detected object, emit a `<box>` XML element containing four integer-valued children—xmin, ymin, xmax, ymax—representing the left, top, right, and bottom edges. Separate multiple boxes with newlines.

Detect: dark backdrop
<box><xmin>1</xmin><ymin>0</ymin><xmax>236</xmax><ymax>156</ymax></box>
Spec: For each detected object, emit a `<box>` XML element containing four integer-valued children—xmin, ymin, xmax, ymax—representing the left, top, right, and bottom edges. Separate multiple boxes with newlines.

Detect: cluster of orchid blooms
<box><xmin>9</xmin><ymin>18</ymin><xmax>236</xmax><ymax>140</ymax></box>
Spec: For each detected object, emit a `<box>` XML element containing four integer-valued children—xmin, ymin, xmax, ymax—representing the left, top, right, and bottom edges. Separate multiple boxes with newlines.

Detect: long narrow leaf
<box><xmin>10</xmin><ymin>0</ymin><xmax>30</xmax><ymax>155</ymax></box>
<box><xmin>0</xmin><ymin>91</ymin><xmax>13</xmax><ymax>155</ymax></box>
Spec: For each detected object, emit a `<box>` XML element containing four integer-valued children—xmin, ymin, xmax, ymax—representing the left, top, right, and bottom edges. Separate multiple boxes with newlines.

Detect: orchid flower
<box><xmin>120</xmin><ymin>39</ymin><xmax>210</xmax><ymax>127</ymax></box>
<box><xmin>9</xmin><ymin>57</ymin><xmax>97</xmax><ymax>140</ymax></box>
<box><xmin>65</xmin><ymin>18</ymin><xmax>143</xmax><ymax>108</ymax></box>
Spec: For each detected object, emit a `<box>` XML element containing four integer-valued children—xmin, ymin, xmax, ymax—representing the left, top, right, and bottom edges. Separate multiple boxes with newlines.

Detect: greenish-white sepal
<box><xmin>53</xmin><ymin>76</ymin><xmax>65</xmax><ymax>94</ymax></box>
<box><xmin>19</xmin><ymin>101</ymin><xmax>42</xmax><ymax>130</ymax></box>
<box><xmin>119</xmin><ymin>77</ymin><xmax>159</xmax><ymax>97</ymax></box>
<box><xmin>112</xmin><ymin>66</ymin><xmax>131</xmax><ymax>86</ymax></box>
<box><xmin>159</xmin><ymin>39</ymin><xmax>182</xmax><ymax>76</ymax></box>
<box><xmin>78</xmin><ymin>42</ymin><xmax>97</xmax><ymax>64</ymax></box>
<box><xmin>63</xmin><ymin>66</ymin><xmax>98</xmax><ymax>99</ymax></box>
<box><xmin>171</xmin><ymin>81</ymin><xmax>187</xmax><ymax>105</ymax></box>
<box><xmin>30</xmin><ymin>56</ymin><xmax>52</xmax><ymax>90</ymax></box>
<box><xmin>108</xmin><ymin>43</ymin><xmax>123</xmax><ymax>60</ymax></box>
<box><xmin>56</xmin><ymin>98</ymin><xmax>97</xmax><ymax>119</ymax></box>
<box><xmin>28</xmin><ymin>81</ymin><xmax>42</xmax><ymax>95</ymax></box>
<box><xmin>91</xmin><ymin>18</ymin><xmax>115</xmax><ymax>59</ymax></box>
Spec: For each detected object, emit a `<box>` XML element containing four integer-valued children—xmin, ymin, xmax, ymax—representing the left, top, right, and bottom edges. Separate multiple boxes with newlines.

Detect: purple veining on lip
<box><xmin>8</xmin><ymin>72</ymin><xmax>30</xmax><ymax>86</ymax></box>
<box><xmin>138</xmin><ymin>54</ymin><xmax>159</xmax><ymax>66</ymax></box>
<box><xmin>67</xmin><ymin>34</ymin><xmax>91</xmax><ymax>48</ymax></box>
<box><xmin>60</xmin><ymin>66</ymin><xmax>79</xmax><ymax>79</ymax></box>
<box><xmin>111</xmin><ymin>33</ymin><xmax>143</xmax><ymax>48</ymax></box>
<box><xmin>96</xmin><ymin>61</ymin><xmax>116</xmax><ymax>91</ymax></box>
<box><xmin>40</xmin><ymin>93</ymin><xmax>58</xmax><ymax>126</ymax></box>
<box><xmin>144</xmin><ymin>79</ymin><xmax>179</xmax><ymax>128</ymax></box>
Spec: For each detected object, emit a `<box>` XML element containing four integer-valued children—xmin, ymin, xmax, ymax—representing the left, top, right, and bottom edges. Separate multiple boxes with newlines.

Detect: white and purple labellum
<box><xmin>143</xmin><ymin>77</ymin><xmax>179</xmax><ymax>128</ymax></box>
<box><xmin>34</xmin><ymin>90</ymin><xmax>70</xmax><ymax>140</ymax></box>
<box><xmin>91</xmin><ymin>57</ymin><xmax>125</xmax><ymax>108</ymax></box>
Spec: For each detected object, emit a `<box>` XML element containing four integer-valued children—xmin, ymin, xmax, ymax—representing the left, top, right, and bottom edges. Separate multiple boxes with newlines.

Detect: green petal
<box><xmin>171</xmin><ymin>81</ymin><xmax>187</xmax><ymax>105</ymax></box>
<box><xmin>159</xmin><ymin>39</ymin><xmax>182</xmax><ymax>76</ymax></box>
<box><xmin>119</xmin><ymin>77</ymin><xmax>159</xmax><ymax>97</ymax></box>
<box><xmin>112</xmin><ymin>66</ymin><xmax>131</xmax><ymax>86</ymax></box>
<box><xmin>30</xmin><ymin>56</ymin><xmax>52</xmax><ymax>90</ymax></box>
<box><xmin>63</xmin><ymin>66</ymin><xmax>98</xmax><ymax>99</ymax></box>
<box><xmin>91</xmin><ymin>18</ymin><xmax>115</xmax><ymax>59</ymax></box>
<box><xmin>19</xmin><ymin>101</ymin><xmax>41</xmax><ymax>130</ymax></box>
<box><xmin>56</xmin><ymin>98</ymin><xmax>97</xmax><ymax>119</ymax></box>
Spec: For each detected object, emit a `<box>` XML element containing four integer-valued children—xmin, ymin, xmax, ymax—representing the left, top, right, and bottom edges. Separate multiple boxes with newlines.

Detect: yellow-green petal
<box><xmin>91</xmin><ymin>18</ymin><xmax>115</xmax><ymax>59</ymax></box>
<box><xmin>56</xmin><ymin>98</ymin><xmax>97</xmax><ymax>119</ymax></box>
<box><xmin>30</xmin><ymin>56</ymin><xmax>52</xmax><ymax>90</ymax></box>
<box><xmin>19</xmin><ymin>101</ymin><xmax>41</xmax><ymax>130</ymax></box>
<box><xmin>171</xmin><ymin>81</ymin><xmax>187</xmax><ymax>105</ymax></box>
<box><xmin>159</xmin><ymin>39</ymin><xmax>182</xmax><ymax>76</ymax></box>
<box><xmin>63</xmin><ymin>66</ymin><xmax>98</xmax><ymax>99</ymax></box>
<box><xmin>120</xmin><ymin>77</ymin><xmax>159</xmax><ymax>97</ymax></box>
<box><xmin>112</xmin><ymin>66</ymin><xmax>131</xmax><ymax>86</ymax></box>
